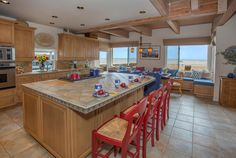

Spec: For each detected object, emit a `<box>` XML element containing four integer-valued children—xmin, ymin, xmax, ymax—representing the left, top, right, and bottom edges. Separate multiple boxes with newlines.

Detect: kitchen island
<box><xmin>22</xmin><ymin>72</ymin><xmax>155</xmax><ymax>158</ymax></box>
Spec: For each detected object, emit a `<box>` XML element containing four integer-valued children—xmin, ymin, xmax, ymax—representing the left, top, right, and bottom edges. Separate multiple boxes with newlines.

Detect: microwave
<box><xmin>0</xmin><ymin>47</ymin><xmax>15</xmax><ymax>62</ymax></box>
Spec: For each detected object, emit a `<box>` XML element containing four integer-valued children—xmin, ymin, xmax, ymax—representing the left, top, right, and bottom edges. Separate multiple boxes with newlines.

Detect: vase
<box><xmin>39</xmin><ymin>63</ymin><xmax>45</xmax><ymax>71</ymax></box>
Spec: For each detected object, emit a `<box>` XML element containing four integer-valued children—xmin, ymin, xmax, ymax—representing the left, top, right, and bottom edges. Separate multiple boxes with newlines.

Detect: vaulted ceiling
<box><xmin>0</xmin><ymin>0</ymin><xmax>234</xmax><ymax>40</ymax></box>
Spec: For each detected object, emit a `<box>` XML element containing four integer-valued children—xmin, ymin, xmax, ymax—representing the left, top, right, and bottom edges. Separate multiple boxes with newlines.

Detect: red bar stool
<box><xmin>166</xmin><ymin>80</ymin><xmax>172</xmax><ymax>120</ymax></box>
<box><xmin>92</xmin><ymin>97</ymin><xmax>148</xmax><ymax>158</ymax></box>
<box><xmin>160</xmin><ymin>84</ymin><xmax>168</xmax><ymax>130</ymax></box>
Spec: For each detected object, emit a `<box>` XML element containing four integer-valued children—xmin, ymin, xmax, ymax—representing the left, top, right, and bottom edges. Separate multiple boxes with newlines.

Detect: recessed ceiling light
<box><xmin>0</xmin><ymin>0</ymin><xmax>10</xmax><ymax>4</ymax></box>
<box><xmin>52</xmin><ymin>16</ymin><xmax>58</xmax><ymax>18</ymax></box>
<box><xmin>139</xmin><ymin>10</ymin><xmax>146</xmax><ymax>14</ymax></box>
<box><xmin>80</xmin><ymin>24</ymin><xmax>85</xmax><ymax>26</ymax></box>
<box><xmin>49</xmin><ymin>22</ymin><xmax>55</xmax><ymax>25</ymax></box>
<box><xmin>105</xmin><ymin>18</ymin><xmax>110</xmax><ymax>21</ymax></box>
<box><xmin>77</xmin><ymin>6</ymin><xmax>84</xmax><ymax>10</ymax></box>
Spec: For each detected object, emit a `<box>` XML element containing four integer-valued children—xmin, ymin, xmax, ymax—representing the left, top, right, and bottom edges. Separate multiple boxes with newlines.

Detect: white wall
<box><xmin>28</xmin><ymin>22</ymin><xmax>63</xmax><ymax>50</ymax></box>
<box><xmin>110</xmin><ymin>24</ymin><xmax>212</xmax><ymax>70</ymax></box>
<box><xmin>213</xmin><ymin>14</ymin><xmax>236</xmax><ymax>101</ymax></box>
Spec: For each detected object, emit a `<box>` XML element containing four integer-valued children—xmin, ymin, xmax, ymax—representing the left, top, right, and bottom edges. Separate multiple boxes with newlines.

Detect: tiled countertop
<box><xmin>22</xmin><ymin>73</ymin><xmax>155</xmax><ymax>114</ymax></box>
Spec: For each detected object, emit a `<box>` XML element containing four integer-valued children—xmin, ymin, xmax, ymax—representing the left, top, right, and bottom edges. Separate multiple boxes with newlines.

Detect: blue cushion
<box><xmin>193</xmin><ymin>79</ymin><xmax>214</xmax><ymax>86</ymax></box>
<box><xmin>183</xmin><ymin>77</ymin><xmax>194</xmax><ymax>81</ymax></box>
<box><xmin>168</xmin><ymin>69</ymin><xmax>178</xmax><ymax>77</ymax></box>
<box><xmin>144</xmin><ymin>72</ymin><xmax>161</xmax><ymax>95</ymax></box>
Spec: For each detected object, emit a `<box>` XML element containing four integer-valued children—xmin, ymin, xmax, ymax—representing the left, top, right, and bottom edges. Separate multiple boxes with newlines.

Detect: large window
<box><xmin>32</xmin><ymin>49</ymin><xmax>56</xmax><ymax>71</ymax></box>
<box><xmin>112</xmin><ymin>47</ymin><xmax>137</xmax><ymax>65</ymax></box>
<box><xmin>167</xmin><ymin>45</ymin><xmax>208</xmax><ymax>71</ymax></box>
<box><xmin>99</xmin><ymin>51</ymin><xmax>107</xmax><ymax>65</ymax></box>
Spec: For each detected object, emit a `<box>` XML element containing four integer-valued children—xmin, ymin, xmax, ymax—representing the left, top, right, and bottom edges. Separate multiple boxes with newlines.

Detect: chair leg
<box><xmin>142</xmin><ymin>126</ymin><xmax>147</xmax><ymax>158</ymax></box>
<box><xmin>121</xmin><ymin>145</ymin><xmax>128</xmax><ymax>158</ymax></box>
<box><xmin>156</xmin><ymin>110</ymin><xmax>160</xmax><ymax>140</ymax></box>
<box><xmin>167</xmin><ymin>96</ymin><xmax>170</xmax><ymax>120</ymax></box>
<box><xmin>92</xmin><ymin>131</ymin><xmax>98</xmax><ymax>158</ymax></box>
<box><xmin>151</xmin><ymin>116</ymin><xmax>155</xmax><ymax>147</ymax></box>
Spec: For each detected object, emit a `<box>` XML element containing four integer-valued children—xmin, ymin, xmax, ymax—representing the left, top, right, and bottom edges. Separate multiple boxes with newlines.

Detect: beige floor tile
<box><xmin>0</xmin><ymin>144</ymin><xmax>10</xmax><ymax>158</ymax></box>
<box><xmin>167</xmin><ymin>137</ymin><xmax>192</xmax><ymax>156</ymax></box>
<box><xmin>193</xmin><ymin>144</ymin><xmax>220</xmax><ymax>158</ymax></box>
<box><xmin>193</xmin><ymin>124</ymin><xmax>216</xmax><ymax>138</ymax></box>
<box><xmin>193</xmin><ymin>133</ymin><xmax>219</xmax><ymax>151</ymax></box>
<box><xmin>0</xmin><ymin>113</ymin><xmax>21</xmax><ymax>138</ymax></box>
<box><xmin>166</xmin><ymin>118</ymin><xmax>175</xmax><ymax>127</ymax></box>
<box><xmin>171</xmin><ymin>127</ymin><xmax>193</xmax><ymax>143</ymax></box>
<box><xmin>162</xmin><ymin>125</ymin><xmax>173</xmax><ymax>136</ymax></box>
<box><xmin>174</xmin><ymin>120</ymin><xmax>193</xmax><ymax>131</ymax></box>
<box><xmin>0</xmin><ymin>129</ymin><xmax>36</xmax><ymax>156</ymax></box>
<box><xmin>5</xmin><ymin>106</ymin><xmax>23</xmax><ymax>127</ymax></box>
<box><xmin>216</xmin><ymin>138</ymin><xmax>236</xmax><ymax>156</ymax></box>
<box><xmin>176</xmin><ymin>114</ymin><xmax>193</xmax><ymax>123</ymax></box>
<box><xmin>194</xmin><ymin>117</ymin><xmax>212</xmax><ymax>127</ymax></box>
<box><xmin>12</xmin><ymin>143</ymin><xmax>55</xmax><ymax>158</ymax></box>
<box><xmin>163</xmin><ymin>148</ymin><xmax>191</xmax><ymax>158</ymax></box>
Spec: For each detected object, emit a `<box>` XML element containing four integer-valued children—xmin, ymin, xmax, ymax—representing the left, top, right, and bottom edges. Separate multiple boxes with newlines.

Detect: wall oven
<box><xmin>0</xmin><ymin>47</ymin><xmax>16</xmax><ymax>89</ymax></box>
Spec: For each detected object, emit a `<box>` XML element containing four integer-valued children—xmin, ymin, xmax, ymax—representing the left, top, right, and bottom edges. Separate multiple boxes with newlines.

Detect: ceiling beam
<box><xmin>96</xmin><ymin>32</ymin><xmax>111</xmax><ymax>40</ymax></box>
<box><xmin>191</xmin><ymin>0</ymin><xmax>199</xmax><ymax>10</ymax></box>
<box><xmin>149</xmin><ymin>0</ymin><xmax>168</xmax><ymax>15</ymax></box>
<box><xmin>78</xmin><ymin>10</ymin><xmax>217</xmax><ymax>33</ymax></box>
<box><xmin>100</xmin><ymin>29</ymin><xmax>129</xmax><ymax>38</ymax></box>
<box><xmin>166</xmin><ymin>20</ymin><xmax>180</xmax><ymax>34</ymax></box>
<box><xmin>218</xmin><ymin>0</ymin><xmax>228</xmax><ymax>14</ymax></box>
<box><xmin>128</xmin><ymin>26</ymin><xmax>152</xmax><ymax>36</ymax></box>
<box><xmin>217</xmin><ymin>0</ymin><xmax>236</xmax><ymax>25</ymax></box>
<box><xmin>149</xmin><ymin>0</ymin><xmax>182</xmax><ymax>34</ymax></box>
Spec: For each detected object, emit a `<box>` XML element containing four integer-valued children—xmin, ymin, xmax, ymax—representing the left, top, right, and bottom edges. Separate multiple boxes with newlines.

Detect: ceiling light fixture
<box><xmin>0</xmin><ymin>0</ymin><xmax>10</xmax><ymax>4</ymax></box>
<box><xmin>139</xmin><ymin>33</ymin><xmax>143</xmax><ymax>54</ymax></box>
<box><xmin>52</xmin><ymin>16</ymin><xmax>58</xmax><ymax>18</ymax></box>
<box><xmin>49</xmin><ymin>22</ymin><xmax>55</xmax><ymax>25</ymax></box>
<box><xmin>105</xmin><ymin>18</ymin><xmax>110</xmax><ymax>21</ymax></box>
<box><xmin>139</xmin><ymin>10</ymin><xmax>146</xmax><ymax>14</ymax></box>
<box><xmin>77</xmin><ymin>6</ymin><xmax>84</xmax><ymax>10</ymax></box>
<box><xmin>80</xmin><ymin>24</ymin><xmax>85</xmax><ymax>26</ymax></box>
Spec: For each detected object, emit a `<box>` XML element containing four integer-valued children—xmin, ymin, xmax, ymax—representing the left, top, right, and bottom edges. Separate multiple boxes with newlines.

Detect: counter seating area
<box><xmin>92</xmin><ymin>80</ymin><xmax>172</xmax><ymax>158</ymax></box>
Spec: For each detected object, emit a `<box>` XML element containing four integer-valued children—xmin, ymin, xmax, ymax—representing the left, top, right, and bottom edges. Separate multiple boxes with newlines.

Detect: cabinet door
<box><xmin>24</xmin><ymin>92</ymin><xmax>41</xmax><ymax>138</ymax></box>
<box><xmin>58</xmin><ymin>34</ymin><xmax>75</xmax><ymax>60</ymax></box>
<box><xmin>74</xmin><ymin>37</ymin><xmax>85</xmax><ymax>59</ymax></box>
<box><xmin>15</xmin><ymin>26</ymin><xmax>35</xmax><ymax>61</ymax></box>
<box><xmin>0</xmin><ymin>20</ymin><xmax>14</xmax><ymax>45</ymax></box>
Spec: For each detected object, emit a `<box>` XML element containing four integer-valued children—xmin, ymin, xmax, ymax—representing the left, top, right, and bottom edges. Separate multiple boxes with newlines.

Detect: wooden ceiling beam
<box><xmin>149</xmin><ymin>0</ymin><xmax>181</xmax><ymax>34</ymax></box>
<box><xmin>166</xmin><ymin>20</ymin><xmax>180</xmax><ymax>34</ymax></box>
<box><xmin>100</xmin><ymin>29</ymin><xmax>129</xmax><ymax>38</ymax></box>
<box><xmin>78</xmin><ymin>10</ymin><xmax>217</xmax><ymax>33</ymax></box>
<box><xmin>191</xmin><ymin>0</ymin><xmax>199</xmax><ymax>10</ymax></box>
<box><xmin>218</xmin><ymin>0</ymin><xmax>228</xmax><ymax>14</ymax></box>
<box><xmin>96</xmin><ymin>32</ymin><xmax>111</xmax><ymax>40</ymax></box>
<box><xmin>149</xmin><ymin>0</ymin><xmax>168</xmax><ymax>15</ymax></box>
<box><xmin>212</xmin><ymin>0</ymin><xmax>235</xmax><ymax>33</ymax></box>
<box><xmin>128</xmin><ymin>26</ymin><xmax>152</xmax><ymax>36</ymax></box>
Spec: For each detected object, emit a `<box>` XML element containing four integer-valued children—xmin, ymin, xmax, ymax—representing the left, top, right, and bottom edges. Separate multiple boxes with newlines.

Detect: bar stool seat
<box><xmin>97</xmin><ymin>117</ymin><xmax>132</xmax><ymax>141</ymax></box>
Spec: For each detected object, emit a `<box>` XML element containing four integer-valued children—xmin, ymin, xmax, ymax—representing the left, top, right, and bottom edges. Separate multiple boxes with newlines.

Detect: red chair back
<box><xmin>122</xmin><ymin>96</ymin><xmax>148</xmax><ymax>143</ymax></box>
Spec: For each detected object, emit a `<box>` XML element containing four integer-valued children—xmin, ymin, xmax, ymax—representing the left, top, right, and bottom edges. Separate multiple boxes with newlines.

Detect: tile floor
<box><xmin>1</xmin><ymin>94</ymin><xmax>236</xmax><ymax>158</ymax></box>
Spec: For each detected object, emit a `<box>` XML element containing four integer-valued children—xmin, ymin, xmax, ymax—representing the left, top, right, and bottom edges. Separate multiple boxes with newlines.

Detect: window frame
<box><xmin>166</xmin><ymin>45</ymin><xmax>209</xmax><ymax>71</ymax></box>
<box><xmin>112</xmin><ymin>47</ymin><xmax>137</xmax><ymax>66</ymax></box>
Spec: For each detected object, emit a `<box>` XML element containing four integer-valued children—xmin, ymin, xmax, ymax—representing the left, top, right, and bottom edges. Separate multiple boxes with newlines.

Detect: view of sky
<box><xmin>167</xmin><ymin>45</ymin><xmax>208</xmax><ymax>60</ymax></box>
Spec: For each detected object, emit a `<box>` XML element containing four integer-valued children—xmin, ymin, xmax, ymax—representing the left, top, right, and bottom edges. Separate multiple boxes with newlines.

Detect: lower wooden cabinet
<box><xmin>220</xmin><ymin>78</ymin><xmax>236</xmax><ymax>107</ymax></box>
<box><xmin>0</xmin><ymin>88</ymin><xmax>16</xmax><ymax>109</ymax></box>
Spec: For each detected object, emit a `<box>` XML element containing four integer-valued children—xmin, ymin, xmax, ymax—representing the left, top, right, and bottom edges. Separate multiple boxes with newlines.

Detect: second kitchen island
<box><xmin>22</xmin><ymin>72</ymin><xmax>155</xmax><ymax>158</ymax></box>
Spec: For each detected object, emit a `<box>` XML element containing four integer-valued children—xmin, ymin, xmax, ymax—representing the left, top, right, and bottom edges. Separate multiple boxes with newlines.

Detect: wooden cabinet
<box><xmin>220</xmin><ymin>78</ymin><xmax>236</xmax><ymax>107</ymax></box>
<box><xmin>0</xmin><ymin>19</ymin><xmax>14</xmax><ymax>46</ymax></box>
<box><xmin>58</xmin><ymin>33</ymin><xmax>99</xmax><ymax>61</ymax></box>
<box><xmin>0</xmin><ymin>88</ymin><xmax>16</xmax><ymax>109</ymax></box>
<box><xmin>23</xmin><ymin>92</ymin><xmax>41</xmax><ymax>138</ymax></box>
<box><xmin>15</xmin><ymin>25</ymin><xmax>35</xmax><ymax>61</ymax></box>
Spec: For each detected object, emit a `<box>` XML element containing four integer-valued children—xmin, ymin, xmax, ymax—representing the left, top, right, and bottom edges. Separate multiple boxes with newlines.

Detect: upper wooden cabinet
<box><xmin>58</xmin><ymin>33</ymin><xmax>99</xmax><ymax>61</ymax></box>
<box><xmin>15</xmin><ymin>25</ymin><xmax>35</xmax><ymax>61</ymax></box>
<box><xmin>0</xmin><ymin>19</ymin><xmax>14</xmax><ymax>46</ymax></box>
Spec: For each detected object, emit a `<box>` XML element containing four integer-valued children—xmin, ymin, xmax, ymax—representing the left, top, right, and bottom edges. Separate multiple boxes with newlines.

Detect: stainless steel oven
<box><xmin>0</xmin><ymin>47</ymin><xmax>16</xmax><ymax>89</ymax></box>
<box><xmin>0</xmin><ymin>47</ymin><xmax>15</xmax><ymax>62</ymax></box>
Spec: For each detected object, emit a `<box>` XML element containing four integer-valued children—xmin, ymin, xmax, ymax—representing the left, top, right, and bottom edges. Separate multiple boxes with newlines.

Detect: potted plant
<box><xmin>35</xmin><ymin>54</ymin><xmax>49</xmax><ymax>71</ymax></box>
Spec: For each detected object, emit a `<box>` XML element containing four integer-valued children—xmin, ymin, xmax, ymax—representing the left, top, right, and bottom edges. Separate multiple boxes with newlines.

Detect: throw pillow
<box><xmin>153</xmin><ymin>67</ymin><xmax>162</xmax><ymax>73</ymax></box>
<box><xmin>192</xmin><ymin>70</ymin><xmax>202</xmax><ymax>79</ymax></box>
<box><xmin>168</xmin><ymin>69</ymin><xmax>178</xmax><ymax>77</ymax></box>
<box><xmin>136</xmin><ymin>67</ymin><xmax>145</xmax><ymax>72</ymax></box>
<box><xmin>184</xmin><ymin>72</ymin><xmax>192</xmax><ymax>78</ymax></box>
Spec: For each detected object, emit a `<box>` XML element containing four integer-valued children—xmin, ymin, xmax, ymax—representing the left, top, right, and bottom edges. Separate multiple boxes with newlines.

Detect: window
<box><xmin>32</xmin><ymin>49</ymin><xmax>56</xmax><ymax>71</ymax></box>
<box><xmin>99</xmin><ymin>51</ymin><xmax>107</xmax><ymax>65</ymax></box>
<box><xmin>166</xmin><ymin>45</ymin><xmax>208</xmax><ymax>71</ymax></box>
<box><xmin>112</xmin><ymin>47</ymin><xmax>137</xmax><ymax>65</ymax></box>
